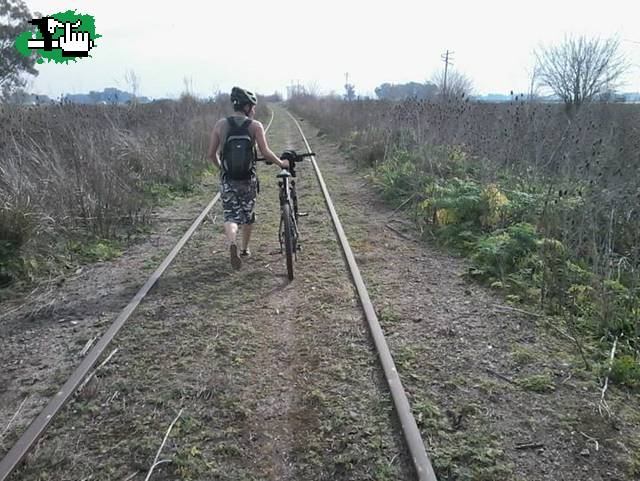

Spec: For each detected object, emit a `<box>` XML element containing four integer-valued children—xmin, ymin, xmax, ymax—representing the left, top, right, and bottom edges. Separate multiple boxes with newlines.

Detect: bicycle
<box><xmin>257</xmin><ymin>150</ymin><xmax>315</xmax><ymax>280</ymax></box>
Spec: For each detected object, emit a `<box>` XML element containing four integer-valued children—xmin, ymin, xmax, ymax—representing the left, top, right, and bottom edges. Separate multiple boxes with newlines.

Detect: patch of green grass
<box><xmin>146</xmin><ymin>181</ymin><xmax>200</xmax><ymax>203</ymax></box>
<box><xmin>394</xmin><ymin>345</ymin><xmax>421</xmax><ymax>371</ymax></box>
<box><xmin>475</xmin><ymin>376</ymin><xmax>505</xmax><ymax>396</ymax></box>
<box><xmin>609</xmin><ymin>355</ymin><xmax>640</xmax><ymax>389</ymax></box>
<box><xmin>68</xmin><ymin>238</ymin><xmax>123</xmax><ymax>262</ymax></box>
<box><xmin>411</xmin><ymin>395</ymin><xmax>514</xmax><ymax>480</ymax></box>
<box><xmin>373</xmin><ymin>460</ymin><xmax>399</xmax><ymax>481</ymax></box>
<box><xmin>172</xmin><ymin>445</ymin><xmax>214</xmax><ymax>480</ymax></box>
<box><xmin>414</xmin><ymin>399</ymin><xmax>445</xmax><ymax>432</ymax></box>
<box><xmin>621</xmin><ymin>435</ymin><xmax>640</xmax><ymax>478</ymax></box>
<box><xmin>304</xmin><ymin>388</ymin><xmax>327</xmax><ymax>407</ymax></box>
<box><xmin>517</xmin><ymin>373</ymin><xmax>556</xmax><ymax>393</ymax></box>
<box><xmin>75</xmin><ymin>400</ymin><xmax>101</xmax><ymax>416</ymax></box>
<box><xmin>379</xmin><ymin>307</ymin><xmax>402</xmax><ymax>326</ymax></box>
<box><xmin>211</xmin><ymin>441</ymin><xmax>242</xmax><ymax>456</ymax></box>
<box><xmin>431</xmin><ymin>434</ymin><xmax>514</xmax><ymax>481</ymax></box>
<box><xmin>511</xmin><ymin>346</ymin><xmax>537</xmax><ymax>366</ymax></box>
<box><xmin>175</xmin><ymin>413</ymin><xmax>202</xmax><ymax>436</ymax></box>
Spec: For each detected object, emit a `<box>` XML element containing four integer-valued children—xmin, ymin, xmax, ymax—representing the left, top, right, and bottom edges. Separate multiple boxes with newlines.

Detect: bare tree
<box><xmin>0</xmin><ymin>0</ymin><xmax>39</xmax><ymax>98</ymax></box>
<box><xmin>181</xmin><ymin>76</ymin><xmax>196</xmax><ymax>100</ymax></box>
<box><xmin>432</xmin><ymin>68</ymin><xmax>473</xmax><ymax>98</ymax></box>
<box><xmin>305</xmin><ymin>80</ymin><xmax>322</xmax><ymax>98</ymax></box>
<box><xmin>526</xmin><ymin>62</ymin><xmax>542</xmax><ymax>101</ymax></box>
<box><xmin>535</xmin><ymin>35</ymin><xmax>628</xmax><ymax>115</ymax></box>
<box><xmin>124</xmin><ymin>69</ymin><xmax>140</xmax><ymax>103</ymax></box>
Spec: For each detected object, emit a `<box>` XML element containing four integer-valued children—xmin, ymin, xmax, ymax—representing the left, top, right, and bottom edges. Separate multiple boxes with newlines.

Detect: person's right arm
<box><xmin>253</xmin><ymin>121</ymin><xmax>289</xmax><ymax>169</ymax></box>
<box><xmin>207</xmin><ymin>120</ymin><xmax>223</xmax><ymax>169</ymax></box>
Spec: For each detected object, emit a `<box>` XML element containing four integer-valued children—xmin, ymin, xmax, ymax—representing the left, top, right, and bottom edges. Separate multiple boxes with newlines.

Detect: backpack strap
<box><xmin>238</xmin><ymin>118</ymin><xmax>257</xmax><ymax>163</ymax></box>
<box><xmin>226</xmin><ymin>116</ymin><xmax>253</xmax><ymax>137</ymax></box>
<box><xmin>226</xmin><ymin>116</ymin><xmax>238</xmax><ymax>136</ymax></box>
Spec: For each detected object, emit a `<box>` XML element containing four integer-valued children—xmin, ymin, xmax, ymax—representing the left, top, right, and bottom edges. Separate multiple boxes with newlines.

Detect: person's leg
<box><xmin>239</xmin><ymin>179</ymin><xmax>257</xmax><ymax>255</ymax></box>
<box><xmin>240</xmin><ymin>223</ymin><xmax>253</xmax><ymax>251</ymax></box>
<box><xmin>221</xmin><ymin>179</ymin><xmax>243</xmax><ymax>269</ymax></box>
<box><xmin>224</xmin><ymin>221</ymin><xmax>241</xmax><ymax>269</ymax></box>
<box><xmin>224</xmin><ymin>221</ymin><xmax>239</xmax><ymax>245</ymax></box>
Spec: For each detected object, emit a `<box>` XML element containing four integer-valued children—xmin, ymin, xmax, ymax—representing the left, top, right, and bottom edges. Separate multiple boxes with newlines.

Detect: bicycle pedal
<box><xmin>298</xmin><ymin>212</ymin><xmax>309</xmax><ymax>217</ymax></box>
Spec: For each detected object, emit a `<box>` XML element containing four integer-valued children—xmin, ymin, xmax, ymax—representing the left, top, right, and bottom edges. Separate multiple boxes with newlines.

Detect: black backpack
<box><xmin>221</xmin><ymin>117</ymin><xmax>257</xmax><ymax>180</ymax></box>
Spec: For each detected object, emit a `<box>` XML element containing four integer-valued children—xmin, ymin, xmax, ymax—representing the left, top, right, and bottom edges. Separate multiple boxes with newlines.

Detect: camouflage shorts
<box><xmin>221</xmin><ymin>176</ymin><xmax>258</xmax><ymax>225</ymax></box>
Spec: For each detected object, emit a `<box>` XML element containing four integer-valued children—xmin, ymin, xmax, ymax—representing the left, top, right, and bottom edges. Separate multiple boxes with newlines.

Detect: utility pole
<box><xmin>440</xmin><ymin>50</ymin><xmax>454</xmax><ymax>97</ymax></box>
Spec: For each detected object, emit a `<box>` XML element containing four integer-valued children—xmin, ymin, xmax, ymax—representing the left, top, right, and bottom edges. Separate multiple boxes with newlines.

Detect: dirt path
<box><xmin>1</xmin><ymin>105</ymin><xmax>637</xmax><ymax>481</ymax></box>
<box><xmin>295</xmin><ymin>115</ymin><xmax>639</xmax><ymax>480</ymax></box>
<box><xmin>1</xmin><ymin>108</ymin><xmax>412</xmax><ymax>481</ymax></box>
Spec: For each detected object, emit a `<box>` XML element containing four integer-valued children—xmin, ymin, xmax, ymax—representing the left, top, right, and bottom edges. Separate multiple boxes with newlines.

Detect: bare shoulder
<box><xmin>214</xmin><ymin>117</ymin><xmax>228</xmax><ymax>131</ymax></box>
<box><xmin>250</xmin><ymin>119</ymin><xmax>264</xmax><ymax>136</ymax></box>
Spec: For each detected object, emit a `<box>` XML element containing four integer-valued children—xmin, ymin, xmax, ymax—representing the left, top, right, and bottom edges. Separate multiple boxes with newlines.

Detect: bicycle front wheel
<box><xmin>282</xmin><ymin>203</ymin><xmax>295</xmax><ymax>280</ymax></box>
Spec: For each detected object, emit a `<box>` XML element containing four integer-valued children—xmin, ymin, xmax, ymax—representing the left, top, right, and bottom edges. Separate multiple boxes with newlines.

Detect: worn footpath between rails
<box><xmin>1</xmin><ymin>105</ymin><xmax>638</xmax><ymax>481</ymax></box>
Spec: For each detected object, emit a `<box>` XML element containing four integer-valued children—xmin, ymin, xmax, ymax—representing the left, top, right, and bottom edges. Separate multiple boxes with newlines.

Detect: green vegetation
<box><xmin>68</xmin><ymin>239</ymin><xmax>123</xmax><ymax>262</ymax></box>
<box><xmin>373</xmin><ymin>148</ymin><xmax>639</xmax><ymax>343</ymax></box>
<box><xmin>609</xmin><ymin>355</ymin><xmax>640</xmax><ymax>389</ymax></box>
<box><xmin>511</xmin><ymin>346</ymin><xmax>537</xmax><ymax>366</ymax></box>
<box><xmin>0</xmin><ymin>100</ymin><xmax>275</xmax><ymax>290</ymax></box>
<box><xmin>289</xmin><ymin>95</ymin><xmax>640</xmax><ymax>394</ymax></box>
<box><xmin>377</xmin><ymin>151</ymin><xmax>639</xmax><ymax>388</ymax></box>
<box><xmin>413</xmin><ymin>396</ymin><xmax>514</xmax><ymax>480</ymax></box>
<box><xmin>517</xmin><ymin>374</ymin><xmax>556</xmax><ymax>393</ymax></box>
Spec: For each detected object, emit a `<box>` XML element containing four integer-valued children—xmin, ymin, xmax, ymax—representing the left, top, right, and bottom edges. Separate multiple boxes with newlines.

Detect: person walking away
<box><xmin>206</xmin><ymin>86</ymin><xmax>289</xmax><ymax>269</ymax></box>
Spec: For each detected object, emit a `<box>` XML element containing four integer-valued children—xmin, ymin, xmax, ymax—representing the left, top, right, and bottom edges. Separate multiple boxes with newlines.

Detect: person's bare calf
<box><xmin>240</xmin><ymin>224</ymin><xmax>253</xmax><ymax>257</ymax></box>
<box><xmin>224</xmin><ymin>221</ymin><xmax>242</xmax><ymax>269</ymax></box>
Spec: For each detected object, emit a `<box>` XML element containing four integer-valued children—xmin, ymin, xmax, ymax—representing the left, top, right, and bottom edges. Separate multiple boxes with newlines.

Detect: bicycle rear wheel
<box><xmin>282</xmin><ymin>203</ymin><xmax>295</xmax><ymax>280</ymax></box>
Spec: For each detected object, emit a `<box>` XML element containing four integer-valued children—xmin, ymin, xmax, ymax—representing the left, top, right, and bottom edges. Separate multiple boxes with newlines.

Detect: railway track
<box><xmin>0</xmin><ymin>107</ymin><xmax>436</xmax><ymax>481</ymax></box>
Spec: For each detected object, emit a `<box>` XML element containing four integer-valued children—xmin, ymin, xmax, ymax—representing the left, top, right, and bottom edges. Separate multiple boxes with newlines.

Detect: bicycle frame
<box><xmin>277</xmin><ymin>173</ymin><xmax>300</xmax><ymax>256</ymax></box>
<box><xmin>256</xmin><ymin>151</ymin><xmax>314</xmax><ymax>268</ymax></box>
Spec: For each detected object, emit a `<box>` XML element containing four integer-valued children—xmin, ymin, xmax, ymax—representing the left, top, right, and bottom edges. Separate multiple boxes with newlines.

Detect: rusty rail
<box><xmin>0</xmin><ymin>106</ymin><xmax>432</xmax><ymax>480</ymax></box>
<box><xmin>0</xmin><ymin>106</ymin><xmax>277</xmax><ymax>480</ymax></box>
<box><xmin>0</xmin><ymin>193</ymin><xmax>221</xmax><ymax>480</ymax></box>
<box><xmin>286</xmin><ymin>109</ymin><xmax>438</xmax><ymax>481</ymax></box>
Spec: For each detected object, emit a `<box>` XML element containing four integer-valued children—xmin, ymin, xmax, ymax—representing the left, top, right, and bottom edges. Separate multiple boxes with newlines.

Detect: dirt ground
<box><xmin>1</xmin><ymin>105</ymin><xmax>638</xmax><ymax>481</ymax></box>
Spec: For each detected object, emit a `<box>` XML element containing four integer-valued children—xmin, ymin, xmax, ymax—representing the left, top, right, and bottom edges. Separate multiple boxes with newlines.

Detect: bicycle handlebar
<box><xmin>256</xmin><ymin>150</ymin><xmax>316</xmax><ymax>167</ymax></box>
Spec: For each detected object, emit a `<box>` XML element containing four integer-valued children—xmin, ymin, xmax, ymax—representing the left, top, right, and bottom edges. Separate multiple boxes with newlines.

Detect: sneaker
<box><xmin>240</xmin><ymin>248</ymin><xmax>251</xmax><ymax>258</ymax></box>
<box><xmin>229</xmin><ymin>244</ymin><xmax>242</xmax><ymax>270</ymax></box>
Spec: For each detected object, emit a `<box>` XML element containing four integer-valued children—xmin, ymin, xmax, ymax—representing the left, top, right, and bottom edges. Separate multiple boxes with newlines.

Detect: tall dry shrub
<box><xmin>289</xmin><ymin>95</ymin><xmax>640</xmax><ymax>342</ymax></box>
<box><xmin>0</xmin><ymin>98</ymin><xmax>229</xmax><ymax>285</ymax></box>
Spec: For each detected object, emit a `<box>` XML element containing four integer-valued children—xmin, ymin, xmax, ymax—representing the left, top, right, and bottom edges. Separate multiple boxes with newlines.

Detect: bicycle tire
<box><xmin>282</xmin><ymin>203</ymin><xmax>295</xmax><ymax>280</ymax></box>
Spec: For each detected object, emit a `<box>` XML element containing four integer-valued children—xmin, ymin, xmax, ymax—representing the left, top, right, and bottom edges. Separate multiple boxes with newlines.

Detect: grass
<box><xmin>378</xmin><ymin>307</ymin><xmax>402</xmax><ymax>327</ymax></box>
<box><xmin>288</xmin><ymin>95</ymin><xmax>640</xmax><ymax>401</ymax></box>
<box><xmin>68</xmin><ymin>238</ymin><xmax>124</xmax><ymax>262</ymax></box>
<box><xmin>517</xmin><ymin>373</ymin><xmax>556</xmax><ymax>393</ymax></box>
<box><xmin>627</xmin><ymin>436</ymin><xmax>640</xmax><ymax>477</ymax></box>
<box><xmin>290</xmin><ymin>95</ymin><xmax>640</xmax><ymax>475</ymax></box>
<box><xmin>0</xmin><ymin>99</ymin><xmax>231</xmax><ymax>288</ymax></box>
<box><xmin>511</xmin><ymin>346</ymin><xmax>537</xmax><ymax>366</ymax></box>
<box><xmin>411</xmin><ymin>394</ymin><xmax>514</xmax><ymax>480</ymax></box>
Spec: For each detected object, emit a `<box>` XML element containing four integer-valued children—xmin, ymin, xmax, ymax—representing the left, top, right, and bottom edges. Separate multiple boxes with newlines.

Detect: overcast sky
<box><xmin>23</xmin><ymin>0</ymin><xmax>640</xmax><ymax>99</ymax></box>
